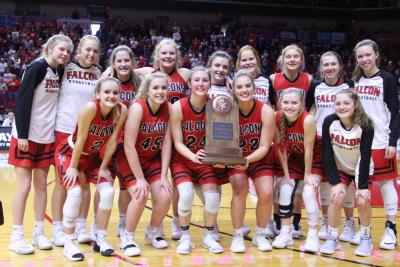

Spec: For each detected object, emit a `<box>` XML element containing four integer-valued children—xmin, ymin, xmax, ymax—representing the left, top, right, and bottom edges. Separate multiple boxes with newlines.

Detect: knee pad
<box><xmin>343</xmin><ymin>183</ymin><xmax>355</xmax><ymax>208</ymax></box>
<box><xmin>194</xmin><ymin>184</ymin><xmax>205</xmax><ymax>205</ymax></box>
<box><xmin>97</xmin><ymin>182</ymin><xmax>115</xmax><ymax>210</ymax></box>
<box><xmin>279</xmin><ymin>182</ymin><xmax>295</xmax><ymax>218</ymax></box>
<box><xmin>177</xmin><ymin>183</ymin><xmax>194</xmax><ymax>217</ymax></box>
<box><xmin>319</xmin><ymin>182</ymin><xmax>330</xmax><ymax>206</ymax></box>
<box><xmin>204</xmin><ymin>190</ymin><xmax>220</xmax><ymax>215</ymax></box>
<box><xmin>63</xmin><ymin>186</ymin><xmax>82</xmax><ymax>228</ymax></box>
<box><xmin>380</xmin><ymin>180</ymin><xmax>398</xmax><ymax>216</ymax></box>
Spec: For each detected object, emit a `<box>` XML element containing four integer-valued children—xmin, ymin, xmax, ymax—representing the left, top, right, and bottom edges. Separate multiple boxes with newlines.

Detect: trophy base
<box><xmin>201</xmin><ymin>155</ymin><xmax>247</xmax><ymax>166</ymax></box>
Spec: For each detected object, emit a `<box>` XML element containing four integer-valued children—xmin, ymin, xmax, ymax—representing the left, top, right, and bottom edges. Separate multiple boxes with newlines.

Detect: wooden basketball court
<box><xmin>0</xmin><ymin>162</ymin><xmax>399</xmax><ymax>267</ymax></box>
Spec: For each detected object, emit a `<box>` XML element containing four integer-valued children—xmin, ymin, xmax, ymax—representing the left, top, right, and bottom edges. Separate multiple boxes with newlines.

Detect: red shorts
<box><xmin>54</xmin><ymin>131</ymin><xmax>70</xmax><ymax>177</ymax></box>
<box><xmin>8</xmin><ymin>137</ymin><xmax>54</xmax><ymax>168</ymax></box>
<box><xmin>228</xmin><ymin>149</ymin><xmax>275</xmax><ymax>180</ymax></box>
<box><xmin>215</xmin><ymin>166</ymin><xmax>229</xmax><ymax>185</ymax></box>
<box><xmin>117</xmin><ymin>153</ymin><xmax>162</xmax><ymax>189</ymax></box>
<box><xmin>371</xmin><ymin>149</ymin><xmax>398</xmax><ymax>182</ymax></box>
<box><xmin>171</xmin><ymin>159</ymin><xmax>218</xmax><ymax>186</ymax></box>
<box><xmin>312</xmin><ymin>136</ymin><xmax>325</xmax><ymax>178</ymax></box>
<box><xmin>56</xmin><ymin>145</ymin><xmax>110</xmax><ymax>187</ymax></box>
<box><xmin>337</xmin><ymin>170</ymin><xmax>372</xmax><ymax>190</ymax></box>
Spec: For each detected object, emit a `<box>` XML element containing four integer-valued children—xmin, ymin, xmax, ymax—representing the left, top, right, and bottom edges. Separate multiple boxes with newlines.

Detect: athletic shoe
<box><xmin>144</xmin><ymin>226</ymin><xmax>168</xmax><ymax>249</ymax></box>
<box><xmin>63</xmin><ymin>240</ymin><xmax>84</xmax><ymax>261</ymax></box>
<box><xmin>117</xmin><ymin>223</ymin><xmax>124</xmax><ymax>238</ymax></box>
<box><xmin>241</xmin><ymin>225</ymin><xmax>251</xmax><ymax>238</ymax></box>
<box><xmin>230</xmin><ymin>233</ymin><xmax>246</xmax><ymax>253</ymax></box>
<box><xmin>379</xmin><ymin>227</ymin><xmax>397</xmax><ymax>250</ymax></box>
<box><xmin>76</xmin><ymin>228</ymin><xmax>91</xmax><ymax>244</ymax></box>
<box><xmin>266</xmin><ymin>220</ymin><xmax>277</xmax><ymax>239</ymax></box>
<box><xmin>252</xmin><ymin>233</ymin><xmax>272</xmax><ymax>251</ymax></box>
<box><xmin>355</xmin><ymin>231</ymin><xmax>373</xmax><ymax>257</ymax></box>
<box><xmin>202</xmin><ymin>234</ymin><xmax>223</xmax><ymax>254</ymax></box>
<box><xmin>318</xmin><ymin>217</ymin><xmax>328</xmax><ymax>240</ymax></box>
<box><xmin>176</xmin><ymin>235</ymin><xmax>191</xmax><ymax>255</ymax></box>
<box><xmin>9</xmin><ymin>231</ymin><xmax>34</xmax><ymax>255</ymax></box>
<box><xmin>292</xmin><ymin>223</ymin><xmax>304</xmax><ymax>239</ymax></box>
<box><xmin>304</xmin><ymin>234</ymin><xmax>319</xmax><ymax>253</ymax></box>
<box><xmin>350</xmin><ymin>229</ymin><xmax>362</xmax><ymax>245</ymax></box>
<box><xmin>320</xmin><ymin>233</ymin><xmax>339</xmax><ymax>254</ymax></box>
<box><xmin>52</xmin><ymin>229</ymin><xmax>65</xmax><ymax>247</ymax></box>
<box><xmin>90</xmin><ymin>223</ymin><xmax>97</xmax><ymax>242</ymax></box>
<box><xmin>94</xmin><ymin>238</ymin><xmax>114</xmax><ymax>256</ymax></box>
<box><xmin>32</xmin><ymin>232</ymin><xmax>53</xmax><ymax>250</ymax></box>
<box><xmin>120</xmin><ymin>234</ymin><xmax>141</xmax><ymax>257</ymax></box>
<box><xmin>339</xmin><ymin>219</ymin><xmax>355</xmax><ymax>242</ymax></box>
<box><xmin>272</xmin><ymin>232</ymin><xmax>294</xmax><ymax>249</ymax></box>
<box><xmin>171</xmin><ymin>217</ymin><xmax>182</xmax><ymax>241</ymax></box>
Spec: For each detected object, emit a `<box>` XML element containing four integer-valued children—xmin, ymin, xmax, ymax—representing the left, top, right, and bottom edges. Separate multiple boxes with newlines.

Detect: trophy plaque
<box><xmin>201</xmin><ymin>95</ymin><xmax>246</xmax><ymax>165</ymax></box>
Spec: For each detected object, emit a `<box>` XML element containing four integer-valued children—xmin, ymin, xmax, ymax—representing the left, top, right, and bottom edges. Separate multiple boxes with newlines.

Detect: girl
<box><xmin>305</xmin><ymin>51</ymin><xmax>356</xmax><ymax>242</ymax></box>
<box><xmin>56</xmin><ymin>77</ymin><xmax>127</xmax><ymax>261</ymax></box>
<box><xmin>352</xmin><ymin>39</ymin><xmax>399</xmax><ymax>250</ymax></box>
<box><xmin>118</xmin><ymin>72</ymin><xmax>172</xmax><ymax>256</ymax></box>
<box><xmin>170</xmin><ymin>66</ymin><xmax>223</xmax><ymax>255</ymax></box>
<box><xmin>207</xmin><ymin>50</ymin><xmax>233</xmax><ymax>99</ymax></box>
<box><xmin>272</xmin><ymin>88</ymin><xmax>321</xmax><ymax>252</ymax></box>
<box><xmin>320</xmin><ymin>89</ymin><xmax>374</xmax><ymax>257</ymax></box>
<box><xmin>52</xmin><ymin>35</ymin><xmax>101</xmax><ymax>246</ymax></box>
<box><xmin>269</xmin><ymin>44</ymin><xmax>313</xmax><ymax>238</ymax></box>
<box><xmin>9</xmin><ymin>34</ymin><xmax>73</xmax><ymax>255</ymax></box>
<box><xmin>228</xmin><ymin>71</ymin><xmax>275</xmax><ymax>253</ymax></box>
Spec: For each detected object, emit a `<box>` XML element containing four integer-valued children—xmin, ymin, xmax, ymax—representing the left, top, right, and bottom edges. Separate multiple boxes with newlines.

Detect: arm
<box><xmin>159</xmin><ymin>119</ymin><xmax>173</xmax><ymax>196</ymax></box>
<box><xmin>322</xmin><ymin>114</ymin><xmax>340</xmax><ymax>186</ymax></box>
<box><xmin>303</xmin><ymin>114</ymin><xmax>318</xmax><ymax>188</ymax></box>
<box><xmin>246</xmin><ymin>104</ymin><xmax>275</xmax><ymax>164</ymax></box>
<box><xmin>178</xmin><ymin>68</ymin><xmax>191</xmax><ymax>83</ymax></box>
<box><xmin>305</xmin><ymin>80</ymin><xmax>318</xmax><ymax>112</ymax></box>
<box><xmin>357</xmin><ymin>125</ymin><xmax>374</xmax><ymax>190</ymax></box>
<box><xmin>275</xmin><ymin>126</ymin><xmax>290</xmax><ymax>180</ymax></box>
<box><xmin>134</xmin><ymin>67</ymin><xmax>154</xmax><ymax>81</ymax></box>
<box><xmin>383</xmin><ymin>72</ymin><xmax>399</xmax><ymax>149</ymax></box>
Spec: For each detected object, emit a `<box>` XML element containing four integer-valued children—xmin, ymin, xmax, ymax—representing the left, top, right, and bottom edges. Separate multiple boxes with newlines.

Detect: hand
<box><xmin>385</xmin><ymin>146</ymin><xmax>396</xmax><ymax>159</ymax></box>
<box><xmin>330</xmin><ymin>184</ymin><xmax>345</xmax><ymax>204</ymax></box>
<box><xmin>213</xmin><ymin>163</ymin><xmax>226</xmax><ymax>168</ymax></box>
<box><xmin>356</xmin><ymin>189</ymin><xmax>371</xmax><ymax>203</ymax></box>
<box><xmin>133</xmin><ymin>179</ymin><xmax>149</xmax><ymax>201</ymax></box>
<box><xmin>228</xmin><ymin>159</ymin><xmax>249</xmax><ymax>170</ymax></box>
<box><xmin>64</xmin><ymin>167</ymin><xmax>79</xmax><ymax>188</ymax></box>
<box><xmin>101</xmin><ymin>66</ymin><xmax>113</xmax><ymax>77</ymax></box>
<box><xmin>279</xmin><ymin>176</ymin><xmax>293</xmax><ymax>187</ymax></box>
<box><xmin>159</xmin><ymin>177</ymin><xmax>172</xmax><ymax>199</ymax></box>
<box><xmin>304</xmin><ymin>174</ymin><xmax>320</xmax><ymax>190</ymax></box>
<box><xmin>98</xmin><ymin>167</ymin><xmax>113</xmax><ymax>184</ymax></box>
<box><xmin>17</xmin><ymin>138</ymin><xmax>29</xmax><ymax>152</ymax></box>
<box><xmin>192</xmin><ymin>149</ymin><xmax>206</xmax><ymax>164</ymax></box>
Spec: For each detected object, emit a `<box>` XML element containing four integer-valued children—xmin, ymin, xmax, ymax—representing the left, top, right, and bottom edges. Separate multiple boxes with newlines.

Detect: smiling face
<box><xmin>113</xmin><ymin>50</ymin><xmax>134</xmax><ymax>79</ymax></box>
<box><xmin>210</xmin><ymin>56</ymin><xmax>230</xmax><ymax>84</ymax></box>
<box><xmin>334</xmin><ymin>93</ymin><xmax>356</xmax><ymax>121</ymax></box>
<box><xmin>321</xmin><ymin>55</ymin><xmax>340</xmax><ymax>82</ymax></box>
<box><xmin>189</xmin><ymin>70</ymin><xmax>210</xmax><ymax>97</ymax></box>
<box><xmin>355</xmin><ymin>44</ymin><xmax>379</xmax><ymax>74</ymax></box>
<box><xmin>78</xmin><ymin>39</ymin><xmax>100</xmax><ymax>68</ymax></box>
<box><xmin>283</xmin><ymin>48</ymin><xmax>302</xmax><ymax>72</ymax></box>
<box><xmin>233</xmin><ymin>75</ymin><xmax>254</xmax><ymax>103</ymax></box>
<box><xmin>239</xmin><ymin>49</ymin><xmax>258</xmax><ymax>76</ymax></box>
<box><xmin>147</xmin><ymin>77</ymin><xmax>168</xmax><ymax>105</ymax></box>
<box><xmin>158</xmin><ymin>43</ymin><xmax>177</xmax><ymax>70</ymax></box>
<box><xmin>49</xmin><ymin>41</ymin><xmax>72</xmax><ymax>66</ymax></box>
<box><xmin>280</xmin><ymin>92</ymin><xmax>302</xmax><ymax>121</ymax></box>
<box><xmin>96</xmin><ymin>80</ymin><xmax>120</xmax><ymax>109</ymax></box>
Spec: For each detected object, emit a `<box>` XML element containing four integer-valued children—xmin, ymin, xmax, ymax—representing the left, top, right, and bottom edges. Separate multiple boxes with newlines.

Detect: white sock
<box><xmin>34</xmin><ymin>221</ymin><xmax>44</xmax><ymax>233</ymax></box>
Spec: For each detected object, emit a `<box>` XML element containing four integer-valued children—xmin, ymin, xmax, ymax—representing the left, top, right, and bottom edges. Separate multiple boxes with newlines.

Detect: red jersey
<box><xmin>135</xmin><ymin>99</ymin><xmax>169</xmax><ymax>159</ymax></box>
<box><xmin>119</xmin><ymin>79</ymin><xmax>137</xmax><ymax>107</ymax></box>
<box><xmin>174</xmin><ymin>97</ymin><xmax>206</xmax><ymax>161</ymax></box>
<box><xmin>275</xmin><ymin>111</ymin><xmax>308</xmax><ymax>158</ymax></box>
<box><xmin>72</xmin><ymin>100</ymin><xmax>117</xmax><ymax>155</ymax></box>
<box><xmin>166</xmin><ymin>69</ymin><xmax>188</xmax><ymax>104</ymax></box>
<box><xmin>239</xmin><ymin>100</ymin><xmax>264</xmax><ymax>157</ymax></box>
<box><xmin>273</xmin><ymin>72</ymin><xmax>310</xmax><ymax>105</ymax></box>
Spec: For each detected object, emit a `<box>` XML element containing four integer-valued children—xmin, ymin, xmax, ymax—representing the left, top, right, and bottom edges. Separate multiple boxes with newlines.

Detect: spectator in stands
<box><xmin>0</xmin><ymin>76</ymin><xmax>8</xmax><ymax>108</ymax></box>
<box><xmin>2</xmin><ymin>111</ymin><xmax>14</xmax><ymax>127</ymax></box>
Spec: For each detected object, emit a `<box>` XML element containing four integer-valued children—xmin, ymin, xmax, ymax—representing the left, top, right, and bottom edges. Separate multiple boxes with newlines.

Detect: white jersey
<box><xmin>253</xmin><ymin>75</ymin><xmax>270</xmax><ymax>104</ymax></box>
<box><xmin>355</xmin><ymin>70</ymin><xmax>399</xmax><ymax>149</ymax></box>
<box><xmin>55</xmin><ymin>61</ymin><xmax>101</xmax><ymax>134</ymax></box>
<box><xmin>208</xmin><ymin>84</ymin><xmax>232</xmax><ymax>99</ymax></box>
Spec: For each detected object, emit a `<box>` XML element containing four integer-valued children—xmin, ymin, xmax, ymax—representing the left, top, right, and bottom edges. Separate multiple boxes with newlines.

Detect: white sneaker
<box><xmin>94</xmin><ymin>237</ymin><xmax>114</xmax><ymax>256</ymax></box>
<box><xmin>350</xmin><ymin>229</ymin><xmax>362</xmax><ymax>245</ymax></box>
<box><xmin>144</xmin><ymin>226</ymin><xmax>168</xmax><ymax>249</ymax></box>
<box><xmin>120</xmin><ymin>234</ymin><xmax>141</xmax><ymax>257</ymax></box>
<box><xmin>252</xmin><ymin>234</ymin><xmax>272</xmax><ymax>251</ymax></box>
<box><xmin>379</xmin><ymin>227</ymin><xmax>397</xmax><ymax>250</ymax></box>
<box><xmin>241</xmin><ymin>225</ymin><xmax>251</xmax><ymax>237</ymax></box>
<box><xmin>320</xmin><ymin>233</ymin><xmax>339</xmax><ymax>254</ymax></box>
<box><xmin>339</xmin><ymin>219</ymin><xmax>355</xmax><ymax>242</ymax></box>
<box><xmin>292</xmin><ymin>223</ymin><xmax>304</xmax><ymax>239</ymax></box>
<box><xmin>304</xmin><ymin>234</ymin><xmax>319</xmax><ymax>253</ymax></box>
<box><xmin>90</xmin><ymin>224</ymin><xmax>97</xmax><ymax>242</ymax></box>
<box><xmin>203</xmin><ymin>234</ymin><xmax>223</xmax><ymax>254</ymax></box>
<box><xmin>230</xmin><ymin>233</ymin><xmax>246</xmax><ymax>253</ymax></box>
<box><xmin>171</xmin><ymin>217</ymin><xmax>182</xmax><ymax>241</ymax></box>
<box><xmin>266</xmin><ymin>220</ymin><xmax>276</xmax><ymax>239</ymax></box>
<box><xmin>272</xmin><ymin>232</ymin><xmax>294</xmax><ymax>249</ymax></box>
<box><xmin>355</xmin><ymin>231</ymin><xmax>373</xmax><ymax>257</ymax></box>
<box><xmin>318</xmin><ymin>217</ymin><xmax>328</xmax><ymax>240</ymax></box>
<box><xmin>76</xmin><ymin>228</ymin><xmax>91</xmax><ymax>244</ymax></box>
<box><xmin>212</xmin><ymin>226</ymin><xmax>220</xmax><ymax>241</ymax></box>
<box><xmin>9</xmin><ymin>232</ymin><xmax>34</xmax><ymax>255</ymax></box>
<box><xmin>63</xmin><ymin>239</ymin><xmax>84</xmax><ymax>261</ymax></box>
<box><xmin>52</xmin><ymin>229</ymin><xmax>65</xmax><ymax>247</ymax></box>
<box><xmin>32</xmin><ymin>232</ymin><xmax>53</xmax><ymax>250</ymax></box>
<box><xmin>176</xmin><ymin>235</ymin><xmax>192</xmax><ymax>255</ymax></box>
